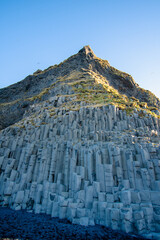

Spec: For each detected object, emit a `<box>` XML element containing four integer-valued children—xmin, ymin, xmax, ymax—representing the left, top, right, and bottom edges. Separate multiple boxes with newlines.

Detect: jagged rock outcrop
<box><xmin>0</xmin><ymin>46</ymin><xmax>160</xmax><ymax>239</ymax></box>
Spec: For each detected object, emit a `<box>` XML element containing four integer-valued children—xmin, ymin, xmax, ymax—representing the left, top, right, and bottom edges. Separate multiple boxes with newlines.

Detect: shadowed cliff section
<box><xmin>0</xmin><ymin>45</ymin><xmax>159</xmax><ymax>130</ymax></box>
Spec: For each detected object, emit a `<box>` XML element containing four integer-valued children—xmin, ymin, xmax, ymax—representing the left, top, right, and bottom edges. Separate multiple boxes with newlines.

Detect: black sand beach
<box><xmin>0</xmin><ymin>207</ymin><xmax>147</xmax><ymax>240</ymax></box>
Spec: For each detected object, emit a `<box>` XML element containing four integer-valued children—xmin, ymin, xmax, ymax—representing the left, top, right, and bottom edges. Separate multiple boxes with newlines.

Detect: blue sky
<box><xmin>0</xmin><ymin>0</ymin><xmax>160</xmax><ymax>98</ymax></box>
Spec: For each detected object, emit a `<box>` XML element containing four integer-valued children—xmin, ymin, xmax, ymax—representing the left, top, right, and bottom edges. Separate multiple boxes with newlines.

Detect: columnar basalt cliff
<box><xmin>0</xmin><ymin>46</ymin><xmax>160</xmax><ymax>239</ymax></box>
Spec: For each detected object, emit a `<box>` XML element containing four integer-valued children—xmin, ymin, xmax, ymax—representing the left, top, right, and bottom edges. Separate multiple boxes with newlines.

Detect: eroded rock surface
<box><xmin>0</xmin><ymin>101</ymin><xmax>160</xmax><ymax>239</ymax></box>
<box><xmin>0</xmin><ymin>46</ymin><xmax>159</xmax><ymax>130</ymax></box>
<box><xmin>0</xmin><ymin>46</ymin><xmax>160</xmax><ymax>239</ymax></box>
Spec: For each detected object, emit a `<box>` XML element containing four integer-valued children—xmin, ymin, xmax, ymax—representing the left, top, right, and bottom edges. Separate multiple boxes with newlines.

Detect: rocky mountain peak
<box><xmin>78</xmin><ymin>45</ymin><xmax>96</xmax><ymax>59</ymax></box>
<box><xmin>0</xmin><ymin>46</ymin><xmax>159</xmax><ymax>130</ymax></box>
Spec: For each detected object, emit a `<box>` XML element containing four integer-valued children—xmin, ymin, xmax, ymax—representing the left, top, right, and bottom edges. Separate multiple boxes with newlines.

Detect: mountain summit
<box><xmin>0</xmin><ymin>45</ymin><xmax>159</xmax><ymax>130</ymax></box>
<box><xmin>78</xmin><ymin>45</ymin><xmax>96</xmax><ymax>59</ymax></box>
<box><xmin>0</xmin><ymin>46</ymin><xmax>160</xmax><ymax>239</ymax></box>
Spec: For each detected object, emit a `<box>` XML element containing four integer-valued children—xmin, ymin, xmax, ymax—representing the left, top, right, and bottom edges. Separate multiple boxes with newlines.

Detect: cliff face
<box><xmin>0</xmin><ymin>46</ymin><xmax>160</xmax><ymax>239</ymax></box>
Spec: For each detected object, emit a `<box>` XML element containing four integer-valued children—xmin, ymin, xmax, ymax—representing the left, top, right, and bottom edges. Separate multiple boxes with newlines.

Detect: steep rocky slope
<box><xmin>0</xmin><ymin>45</ymin><xmax>159</xmax><ymax>130</ymax></box>
<box><xmin>0</xmin><ymin>46</ymin><xmax>160</xmax><ymax>239</ymax></box>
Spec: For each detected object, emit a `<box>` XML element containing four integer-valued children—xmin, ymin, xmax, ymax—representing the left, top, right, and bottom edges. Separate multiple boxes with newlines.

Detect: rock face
<box><xmin>0</xmin><ymin>46</ymin><xmax>160</xmax><ymax>239</ymax></box>
<box><xmin>0</xmin><ymin>45</ymin><xmax>159</xmax><ymax>130</ymax></box>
